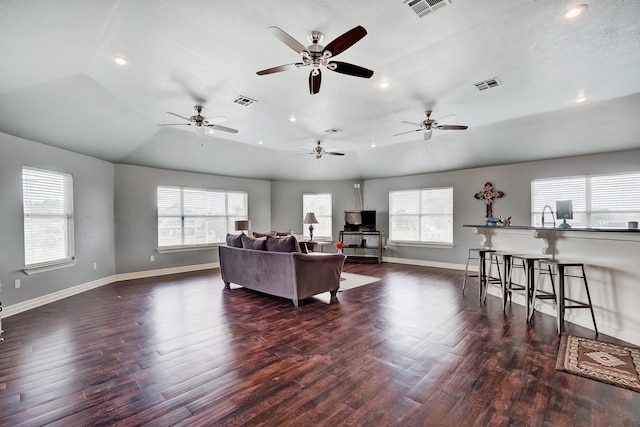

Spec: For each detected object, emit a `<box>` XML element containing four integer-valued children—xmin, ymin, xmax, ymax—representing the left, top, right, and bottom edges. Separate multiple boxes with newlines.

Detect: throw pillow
<box><xmin>241</xmin><ymin>235</ymin><xmax>267</xmax><ymax>250</ymax></box>
<box><xmin>225</xmin><ymin>233</ymin><xmax>244</xmax><ymax>248</ymax></box>
<box><xmin>253</xmin><ymin>231</ymin><xmax>276</xmax><ymax>238</ymax></box>
<box><xmin>265</xmin><ymin>235</ymin><xmax>301</xmax><ymax>253</ymax></box>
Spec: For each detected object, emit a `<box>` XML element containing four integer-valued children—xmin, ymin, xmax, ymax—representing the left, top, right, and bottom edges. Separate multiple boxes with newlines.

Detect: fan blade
<box><xmin>401</xmin><ymin>121</ymin><xmax>422</xmax><ymax>127</ymax></box>
<box><xmin>268</xmin><ymin>26</ymin><xmax>307</xmax><ymax>54</ymax></box>
<box><xmin>393</xmin><ymin>128</ymin><xmax>422</xmax><ymax>137</ymax></box>
<box><xmin>424</xmin><ymin>129</ymin><xmax>433</xmax><ymax>141</ymax></box>
<box><xmin>257</xmin><ymin>63</ymin><xmax>301</xmax><ymax>75</ymax></box>
<box><xmin>207</xmin><ymin>124</ymin><xmax>238</xmax><ymax>134</ymax></box>
<box><xmin>166</xmin><ymin>112</ymin><xmax>191</xmax><ymax>121</ymax></box>
<box><xmin>309</xmin><ymin>69</ymin><xmax>321</xmax><ymax>95</ymax></box>
<box><xmin>329</xmin><ymin>61</ymin><xmax>374</xmax><ymax>78</ymax></box>
<box><xmin>323</xmin><ymin>25</ymin><xmax>367</xmax><ymax>57</ymax></box>
<box><xmin>325</xmin><ymin>151</ymin><xmax>345</xmax><ymax>156</ymax></box>
<box><xmin>158</xmin><ymin>123</ymin><xmax>192</xmax><ymax>126</ymax></box>
<box><xmin>436</xmin><ymin>125</ymin><xmax>468</xmax><ymax>130</ymax></box>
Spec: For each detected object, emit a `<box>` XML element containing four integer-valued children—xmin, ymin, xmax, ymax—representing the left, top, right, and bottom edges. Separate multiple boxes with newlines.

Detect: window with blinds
<box><xmin>389</xmin><ymin>187</ymin><xmax>453</xmax><ymax>244</ymax></box>
<box><xmin>157</xmin><ymin>186</ymin><xmax>247</xmax><ymax>248</ymax></box>
<box><xmin>531</xmin><ymin>172</ymin><xmax>640</xmax><ymax>228</ymax></box>
<box><xmin>302</xmin><ymin>193</ymin><xmax>332</xmax><ymax>240</ymax></box>
<box><xmin>22</xmin><ymin>167</ymin><xmax>74</xmax><ymax>267</ymax></box>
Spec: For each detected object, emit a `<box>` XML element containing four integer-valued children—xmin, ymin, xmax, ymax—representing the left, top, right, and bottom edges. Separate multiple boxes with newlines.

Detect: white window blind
<box><xmin>389</xmin><ymin>187</ymin><xmax>453</xmax><ymax>244</ymax></box>
<box><xmin>157</xmin><ymin>186</ymin><xmax>247</xmax><ymax>248</ymax></box>
<box><xmin>303</xmin><ymin>193</ymin><xmax>332</xmax><ymax>240</ymax></box>
<box><xmin>22</xmin><ymin>167</ymin><xmax>74</xmax><ymax>267</ymax></box>
<box><xmin>531</xmin><ymin>172</ymin><xmax>640</xmax><ymax>228</ymax></box>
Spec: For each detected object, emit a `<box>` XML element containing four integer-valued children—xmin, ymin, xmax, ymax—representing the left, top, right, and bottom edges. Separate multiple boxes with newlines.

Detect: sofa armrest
<box><xmin>292</xmin><ymin>253</ymin><xmax>346</xmax><ymax>300</ymax></box>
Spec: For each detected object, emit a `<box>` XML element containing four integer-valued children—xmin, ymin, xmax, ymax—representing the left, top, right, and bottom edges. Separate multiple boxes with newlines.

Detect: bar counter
<box><xmin>463</xmin><ymin>224</ymin><xmax>640</xmax><ymax>346</ymax></box>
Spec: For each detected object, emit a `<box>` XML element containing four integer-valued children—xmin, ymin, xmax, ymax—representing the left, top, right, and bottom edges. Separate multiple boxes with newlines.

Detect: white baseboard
<box><xmin>383</xmin><ymin>256</ymin><xmax>466</xmax><ymax>271</ymax></box>
<box><xmin>3</xmin><ymin>262</ymin><xmax>220</xmax><ymax>318</ymax></box>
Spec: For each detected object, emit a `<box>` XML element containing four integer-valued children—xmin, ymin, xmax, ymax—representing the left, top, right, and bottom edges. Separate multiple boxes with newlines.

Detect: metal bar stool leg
<box><xmin>581</xmin><ymin>265</ymin><xmax>599</xmax><ymax>336</ymax></box>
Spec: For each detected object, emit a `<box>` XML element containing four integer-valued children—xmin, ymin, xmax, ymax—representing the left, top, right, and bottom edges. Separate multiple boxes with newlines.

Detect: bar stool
<box><xmin>506</xmin><ymin>254</ymin><xmax>549</xmax><ymax>320</ymax></box>
<box><xmin>481</xmin><ymin>252</ymin><xmax>505</xmax><ymax>304</ymax></box>
<box><xmin>531</xmin><ymin>260</ymin><xmax>598</xmax><ymax>335</ymax></box>
<box><xmin>462</xmin><ymin>248</ymin><xmax>496</xmax><ymax>300</ymax></box>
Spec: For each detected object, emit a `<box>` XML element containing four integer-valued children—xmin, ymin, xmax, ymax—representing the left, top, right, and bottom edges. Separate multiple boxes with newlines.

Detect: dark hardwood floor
<box><xmin>1</xmin><ymin>262</ymin><xmax>639</xmax><ymax>426</ymax></box>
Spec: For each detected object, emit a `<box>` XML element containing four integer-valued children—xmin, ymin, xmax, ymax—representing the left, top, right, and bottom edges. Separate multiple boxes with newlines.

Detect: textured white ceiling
<box><xmin>1</xmin><ymin>0</ymin><xmax>639</xmax><ymax>180</ymax></box>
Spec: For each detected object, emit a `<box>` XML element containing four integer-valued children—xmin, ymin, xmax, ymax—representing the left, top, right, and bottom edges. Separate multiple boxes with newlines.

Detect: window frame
<box><xmin>157</xmin><ymin>186</ymin><xmax>248</xmax><ymax>251</ymax></box>
<box><xmin>389</xmin><ymin>186</ymin><xmax>454</xmax><ymax>246</ymax></box>
<box><xmin>531</xmin><ymin>171</ymin><xmax>640</xmax><ymax>228</ymax></box>
<box><xmin>302</xmin><ymin>193</ymin><xmax>333</xmax><ymax>241</ymax></box>
<box><xmin>22</xmin><ymin>166</ymin><xmax>75</xmax><ymax>273</ymax></box>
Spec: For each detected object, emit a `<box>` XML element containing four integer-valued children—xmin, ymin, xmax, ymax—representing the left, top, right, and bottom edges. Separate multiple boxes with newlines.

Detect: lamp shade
<box><xmin>303</xmin><ymin>212</ymin><xmax>319</xmax><ymax>224</ymax></box>
<box><xmin>234</xmin><ymin>220</ymin><xmax>250</xmax><ymax>231</ymax></box>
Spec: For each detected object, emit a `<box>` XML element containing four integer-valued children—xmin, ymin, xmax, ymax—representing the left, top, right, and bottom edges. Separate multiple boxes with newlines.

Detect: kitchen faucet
<box><xmin>541</xmin><ymin>205</ymin><xmax>556</xmax><ymax>228</ymax></box>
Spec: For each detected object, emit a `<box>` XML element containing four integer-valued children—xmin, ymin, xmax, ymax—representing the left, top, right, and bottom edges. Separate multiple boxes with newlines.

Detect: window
<box><xmin>531</xmin><ymin>172</ymin><xmax>640</xmax><ymax>228</ymax></box>
<box><xmin>389</xmin><ymin>187</ymin><xmax>453</xmax><ymax>244</ymax></box>
<box><xmin>22</xmin><ymin>167</ymin><xmax>74</xmax><ymax>268</ymax></box>
<box><xmin>157</xmin><ymin>186</ymin><xmax>247</xmax><ymax>248</ymax></box>
<box><xmin>302</xmin><ymin>193</ymin><xmax>332</xmax><ymax>240</ymax></box>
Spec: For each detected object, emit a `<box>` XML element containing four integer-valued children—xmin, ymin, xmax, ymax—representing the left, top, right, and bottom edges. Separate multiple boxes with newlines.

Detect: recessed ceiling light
<box><xmin>258</xmin><ymin>140</ymin><xmax>263</xmax><ymax>145</ymax></box>
<box><xmin>371</xmin><ymin>143</ymin><xmax>376</xmax><ymax>148</ymax></box>
<box><xmin>112</xmin><ymin>56</ymin><xmax>128</xmax><ymax>66</ymax></box>
<box><xmin>289</xmin><ymin>116</ymin><xmax>296</xmax><ymax>122</ymax></box>
<box><xmin>208</xmin><ymin>128</ymin><xmax>215</xmax><ymax>134</ymax></box>
<box><xmin>564</xmin><ymin>4</ymin><xmax>588</xmax><ymax>19</ymax></box>
<box><xmin>576</xmin><ymin>96</ymin><xmax>586</xmax><ymax>103</ymax></box>
<box><xmin>378</xmin><ymin>80</ymin><xmax>392</xmax><ymax>89</ymax></box>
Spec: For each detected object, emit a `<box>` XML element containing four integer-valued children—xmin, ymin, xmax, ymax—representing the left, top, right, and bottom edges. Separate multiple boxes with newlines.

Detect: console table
<box><xmin>339</xmin><ymin>231</ymin><xmax>382</xmax><ymax>263</ymax></box>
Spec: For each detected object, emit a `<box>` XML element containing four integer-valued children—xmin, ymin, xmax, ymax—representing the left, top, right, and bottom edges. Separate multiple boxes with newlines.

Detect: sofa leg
<box><xmin>329</xmin><ymin>290</ymin><xmax>338</xmax><ymax>303</ymax></box>
<box><xmin>292</xmin><ymin>299</ymin><xmax>300</xmax><ymax>307</ymax></box>
<box><xmin>223</xmin><ymin>281</ymin><xmax>230</xmax><ymax>289</ymax></box>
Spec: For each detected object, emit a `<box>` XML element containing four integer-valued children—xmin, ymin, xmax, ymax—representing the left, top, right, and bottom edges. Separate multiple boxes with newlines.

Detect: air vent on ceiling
<box><xmin>403</xmin><ymin>0</ymin><xmax>452</xmax><ymax>18</ymax></box>
<box><xmin>324</xmin><ymin>128</ymin><xmax>342</xmax><ymax>134</ymax></box>
<box><xmin>474</xmin><ymin>78</ymin><xmax>501</xmax><ymax>91</ymax></box>
<box><xmin>232</xmin><ymin>95</ymin><xmax>257</xmax><ymax>106</ymax></box>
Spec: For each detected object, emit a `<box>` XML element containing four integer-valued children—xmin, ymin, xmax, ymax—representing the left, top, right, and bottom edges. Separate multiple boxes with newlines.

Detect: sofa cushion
<box><xmin>266</xmin><ymin>235</ymin><xmax>301</xmax><ymax>253</ymax></box>
<box><xmin>253</xmin><ymin>231</ymin><xmax>276</xmax><ymax>238</ymax></box>
<box><xmin>226</xmin><ymin>233</ymin><xmax>244</xmax><ymax>248</ymax></box>
<box><xmin>241</xmin><ymin>235</ymin><xmax>267</xmax><ymax>250</ymax></box>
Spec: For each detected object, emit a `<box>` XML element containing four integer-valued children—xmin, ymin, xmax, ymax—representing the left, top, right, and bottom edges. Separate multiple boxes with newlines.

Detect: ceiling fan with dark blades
<box><xmin>298</xmin><ymin>141</ymin><xmax>345</xmax><ymax>159</ymax></box>
<box><xmin>257</xmin><ymin>26</ymin><xmax>374</xmax><ymax>95</ymax></box>
<box><xmin>394</xmin><ymin>110</ymin><xmax>468</xmax><ymax>141</ymax></box>
<box><xmin>159</xmin><ymin>105</ymin><xmax>239</xmax><ymax>134</ymax></box>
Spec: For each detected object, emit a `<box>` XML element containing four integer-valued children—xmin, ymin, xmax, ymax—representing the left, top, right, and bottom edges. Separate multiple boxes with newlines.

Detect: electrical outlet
<box><xmin>93</xmin><ymin>262</ymin><xmax>97</xmax><ymax>270</ymax></box>
<box><xmin>14</xmin><ymin>279</ymin><xmax>20</xmax><ymax>289</ymax></box>
<box><xmin>150</xmin><ymin>255</ymin><xmax>155</xmax><ymax>262</ymax></box>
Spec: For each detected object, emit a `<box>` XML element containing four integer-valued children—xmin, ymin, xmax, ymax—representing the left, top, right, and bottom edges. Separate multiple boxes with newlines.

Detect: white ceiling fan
<box><xmin>394</xmin><ymin>110</ymin><xmax>468</xmax><ymax>141</ymax></box>
<box><xmin>298</xmin><ymin>141</ymin><xmax>345</xmax><ymax>159</ymax></box>
<box><xmin>158</xmin><ymin>105</ymin><xmax>239</xmax><ymax>134</ymax></box>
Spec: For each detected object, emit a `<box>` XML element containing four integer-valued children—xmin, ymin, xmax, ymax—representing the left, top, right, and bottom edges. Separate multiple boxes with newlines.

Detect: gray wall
<box><xmin>270</xmin><ymin>180</ymin><xmax>364</xmax><ymax>243</ymax></box>
<box><xmin>0</xmin><ymin>132</ymin><xmax>115</xmax><ymax>306</ymax></box>
<box><xmin>113</xmin><ymin>164</ymin><xmax>271</xmax><ymax>274</ymax></box>
<box><xmin>364</xmin><ymin>149</ymin><xmax>640</xmax><ymax>265</ymax></box>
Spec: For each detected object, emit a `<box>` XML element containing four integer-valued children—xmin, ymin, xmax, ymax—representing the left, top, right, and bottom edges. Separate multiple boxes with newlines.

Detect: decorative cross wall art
<box><xmin>474</xmin><ymin>182</ymin><xmax>504</xmax><ymax>218</ymax></box>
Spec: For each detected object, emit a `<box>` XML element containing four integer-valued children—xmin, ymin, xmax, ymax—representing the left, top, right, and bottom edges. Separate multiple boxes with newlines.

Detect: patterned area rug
<box><xmin>556</xmin><ymin>335</ymin><xmax>640</xmax><ymax>392</ymax></box>
<box><xmin>339</xmin><ymin>272</ymin><xmax>380</xmax><ymax>291</ymax></box>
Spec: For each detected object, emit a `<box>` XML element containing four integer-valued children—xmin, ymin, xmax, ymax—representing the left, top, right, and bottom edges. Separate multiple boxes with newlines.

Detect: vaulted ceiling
<box><xmin>1</xmin><ymin>0</ymin><xmax>639</xmax><ymax>180</ymax></box>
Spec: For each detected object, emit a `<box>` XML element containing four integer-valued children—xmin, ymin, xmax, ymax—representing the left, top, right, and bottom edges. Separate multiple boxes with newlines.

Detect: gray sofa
<box><xmin>218</xmin><ymin>244</ymin><xmax>346</xmax><ymax>306</ymax></box>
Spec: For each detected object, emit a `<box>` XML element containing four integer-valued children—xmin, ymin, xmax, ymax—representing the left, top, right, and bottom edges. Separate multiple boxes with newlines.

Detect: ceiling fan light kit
<box><xmin>257</xmin><ymin>25</ymin><xmax>374</xmax><ymax>94</ymax></box>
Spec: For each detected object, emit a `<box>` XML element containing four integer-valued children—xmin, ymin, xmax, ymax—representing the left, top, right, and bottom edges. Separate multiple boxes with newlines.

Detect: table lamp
<box><xmin>234</xmin><ymin>220</ymin><xmax>250</xmax><ymax>235</ymax></box>
<box><xmin>303</xmin><ymin>212</ymin><xmax>319</xmax><ymax>241</ymax></box>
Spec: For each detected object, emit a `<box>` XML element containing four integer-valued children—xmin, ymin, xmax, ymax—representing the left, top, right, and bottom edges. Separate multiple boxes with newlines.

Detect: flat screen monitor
<box><xmin>556</xmin><ymin>200</ymin><xmax>573</xmax><ymax>220</ymax></box>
